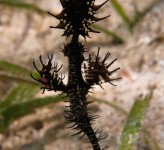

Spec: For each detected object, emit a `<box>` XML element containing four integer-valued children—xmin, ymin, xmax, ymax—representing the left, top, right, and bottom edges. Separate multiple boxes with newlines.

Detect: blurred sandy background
<box><xmin>0</xmin><ymin>0</ymin><xmax>164</xmax><ymax>150</ymax></box>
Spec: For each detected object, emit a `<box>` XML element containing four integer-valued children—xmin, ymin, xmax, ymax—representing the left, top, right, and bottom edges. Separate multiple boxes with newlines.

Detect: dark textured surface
<box><xmin>31</xmin><ymin>0</ymin><xmax>120</xmax><ymax>149</ymax></box>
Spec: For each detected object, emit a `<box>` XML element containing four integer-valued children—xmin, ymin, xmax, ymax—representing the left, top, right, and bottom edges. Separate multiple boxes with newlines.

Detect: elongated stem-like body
<box><xmin>31</xmin><ymin>0</ymin><xmax>121</xmax><ymax>149</ymax></box>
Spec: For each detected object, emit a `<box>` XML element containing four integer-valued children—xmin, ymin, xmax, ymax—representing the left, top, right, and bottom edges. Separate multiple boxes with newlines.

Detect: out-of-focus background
<box><xmin>0</xmin><ymin>0</ymin><xmax>164</xmax><ymax>150</ymax></box>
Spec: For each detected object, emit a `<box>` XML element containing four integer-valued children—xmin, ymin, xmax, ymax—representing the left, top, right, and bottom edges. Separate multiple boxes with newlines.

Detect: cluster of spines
<box><xmin>48</xmin><ymin>0</ymin><xmax>109</xmax><ymax>38</ymax></box>
<box><xmin>84</xmin><ymin>48</ymin><xmax>121</xmax><ymax>89</ymax></box>
<box><xmin>31</xmin><ymin>55</ymin><xmax>66</xmax><ymax>93</ymax></box>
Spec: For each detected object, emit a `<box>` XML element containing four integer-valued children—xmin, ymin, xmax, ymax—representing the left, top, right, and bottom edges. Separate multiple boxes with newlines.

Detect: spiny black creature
<box><xmin>31</xmin><ymin>0</ymin><xmax>121</xmax><ymax>149</ymax></box>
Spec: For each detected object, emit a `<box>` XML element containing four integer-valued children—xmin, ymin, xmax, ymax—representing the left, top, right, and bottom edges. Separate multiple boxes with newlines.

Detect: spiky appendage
<box><xmin>31</xmin><ymin>55</ymin><xmax>66</xmax><ymax>93</ymax></box>
<box><xmin>48</xmin><ymin>0</ymin><xmax>109</xmax><ymax>38</ymax></box>
<box><xmin>84</xmin><ymin>48</ymin><xmax>122</xmax><ymax>88</ymax></box>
